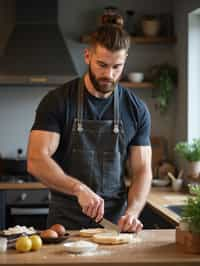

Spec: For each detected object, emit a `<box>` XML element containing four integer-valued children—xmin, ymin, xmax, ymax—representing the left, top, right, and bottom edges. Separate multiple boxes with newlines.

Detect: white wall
<box><xmin>0</xmin><ymin>87</ymin><xmax>52</xmax><ymax>158</ymax></box>
<box><xmin>0</xmin><ymin>0</ymin><xmax>175</xmax><ymax>158</ymax></box>
<box><xmin>171</xmin><ymin>0</ymin><xmax>200</xmax><ymax>168</ymax></box>
<box><xmin>188</xmin><ymin>10</ymin><xmax>200</xmax><ymax>142</ymax></box>
<box><xmin>173</xmin><ymin>0</ymin><xmax>200</xmax><ymax>144</ymax></box>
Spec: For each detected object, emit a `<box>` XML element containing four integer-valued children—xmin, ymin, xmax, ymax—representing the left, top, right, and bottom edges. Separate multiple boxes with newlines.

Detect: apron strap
<box><xmin>77</xmin><ymin>77</ymin><xmax>120</xmax><ymax>134</ymax></box>
<box><xmin>77</xmin><ymin>78</ymin><xmax>84</xmax><ymax>132</ymax></box>
<box><xmin>113</xmin><ymin>85</ymin><xmax>119</xmax><ymax>134</ymax></box>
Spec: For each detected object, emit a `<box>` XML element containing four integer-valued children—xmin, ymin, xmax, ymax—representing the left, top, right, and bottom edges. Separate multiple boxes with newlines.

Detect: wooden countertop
<box><xmin>0</xmin><ymin>182</ymin><xmax>46</xmax><ymax>190</ymax></box>
<box><xmin>0</xmin><ymin>182</ymin><xmax>188</xmax><ymax>224</ymax></box>
<box><xmin>0</xmin><ymin>230</ymin><xmax>200</xmax><ymax>266</ymax></box>
<box><xmin>147</xmin><ymin>187</ymin><xmax>188</xmax><ymax>225</ymax></box>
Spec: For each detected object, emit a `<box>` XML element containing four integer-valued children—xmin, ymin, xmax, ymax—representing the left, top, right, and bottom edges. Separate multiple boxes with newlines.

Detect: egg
<box><xmin>50</xmin><ymin>224</ymin><xmax>66</xmax><ymax>236</ymax></box>
<box><xmin>40</xmin><ymin>229</ymin><xmax>58</xmax><ymax>239</ymax></box>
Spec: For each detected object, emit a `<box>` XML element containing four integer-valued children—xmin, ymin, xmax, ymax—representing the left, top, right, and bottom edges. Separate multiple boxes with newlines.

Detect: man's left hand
<box><xmin>118</xmin><ymin>213</ymin><xmax>143</xmax><ymax>233</ymax></box>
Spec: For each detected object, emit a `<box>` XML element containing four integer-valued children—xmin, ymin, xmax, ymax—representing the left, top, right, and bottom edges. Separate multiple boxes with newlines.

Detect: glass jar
<box><xmin>0</xmin><ymin>237</ymin><xmax>7</xmax><ymax>253</ymax></box>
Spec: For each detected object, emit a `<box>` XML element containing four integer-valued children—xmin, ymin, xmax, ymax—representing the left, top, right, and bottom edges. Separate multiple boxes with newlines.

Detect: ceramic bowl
<box><xmin>128</xmin><ymin>72</ymin><xmax>144</xmax><ymax>83</ymax></box>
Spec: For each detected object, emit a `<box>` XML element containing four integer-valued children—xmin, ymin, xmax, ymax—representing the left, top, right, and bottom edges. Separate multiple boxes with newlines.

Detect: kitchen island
<box><xmin>0</xmin><ymin>230</ymin><xmax>200</xmax><ymax>266</ymax></box>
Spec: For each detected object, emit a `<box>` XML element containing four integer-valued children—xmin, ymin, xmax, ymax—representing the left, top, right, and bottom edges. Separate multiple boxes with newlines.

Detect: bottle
<box><xmin>125</xmin><ymin>10</ymin><xmax>135</xmax><ymax>35</ymax></box>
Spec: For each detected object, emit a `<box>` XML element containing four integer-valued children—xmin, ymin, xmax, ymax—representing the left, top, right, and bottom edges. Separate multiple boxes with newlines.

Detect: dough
<box><xmin>92</xmin><ymin>232</ymin><xmax>133</xmax><ymax>245</ymax></box>
<box><xmin>79</xmin><ymin>228</ymin><xmax>110</xmax><ymax>237</ymax></box>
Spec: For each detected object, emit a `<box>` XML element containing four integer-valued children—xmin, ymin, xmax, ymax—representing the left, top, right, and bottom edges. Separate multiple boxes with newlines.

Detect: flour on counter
<box><xmin>69</xmin><ymin>249</ymin><xmax>112</xmax><ymax>257</ymax></box>
<box><xmin>64</xmin><ymin>240</ymin><xmax>98</xmax><ymax>254</ymax></box>
<box><xmin>129</xmin><ymin>236</ymin><xmax>142</xmax><ymax>243</ymax></box>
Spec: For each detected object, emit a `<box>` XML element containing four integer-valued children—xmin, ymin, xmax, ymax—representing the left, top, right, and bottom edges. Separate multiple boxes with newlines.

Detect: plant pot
<box><xmin>184</xmin><ymin>231</ymin><xmax>200</xmax><ymax>253</ymax></box>
<box><xmin>176</xmin><ymin>226</ymin><xmax>187</xmax><ymax>245</ymax></box>
<box><xmin>176</xmin><ymin>227</ymin><xmax>200</xmax><ymax>253</ymax></box>
<box><xmin>141</xmin><ymin>19</ymin><xmax>160</xmax><ymax>37</ymax></box>
<box><xmin>186</xmin><ymin>161</ymin><xmax>200</xmax><ymax>179</ymax></box>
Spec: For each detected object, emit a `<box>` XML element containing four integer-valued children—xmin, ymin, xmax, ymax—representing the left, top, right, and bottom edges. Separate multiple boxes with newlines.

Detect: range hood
<box><xmin>0</xmin><ymin>0</ymin><xmax>78</xmax><ymax>86</ymax></box>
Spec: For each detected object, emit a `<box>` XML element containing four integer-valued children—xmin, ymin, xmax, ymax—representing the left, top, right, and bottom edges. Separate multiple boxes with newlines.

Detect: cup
<box><xmin>172</xmin><ymin>179</ymin><xmax>183</xmax><ymax>192</ymax></box>
<box><xmin>0</xmin><ymin>237</ymin><xmax>7</xmax><ymax>253</ymax></box>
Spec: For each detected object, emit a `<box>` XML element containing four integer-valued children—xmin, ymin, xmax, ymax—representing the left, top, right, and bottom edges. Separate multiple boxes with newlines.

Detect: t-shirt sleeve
<box><xmin>130</xmin><ymin>102</ymin><xmax>151</xmax><ymax>146</ymax></box>
<box><xmin>31</xmin><ymin>90</ymin><xmax>63</xmax><ymax>134</ymax></box>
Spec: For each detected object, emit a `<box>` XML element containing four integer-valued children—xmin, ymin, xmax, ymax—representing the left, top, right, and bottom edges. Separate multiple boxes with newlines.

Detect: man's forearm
<box><xmin>27</xmin><ymin>155</ymin><xmax>82</xmax><ymax>196</ymax></box>
<box><xmin>126</xmin><ymin>169</ymin><xmax>152</xmax><ymax>217</ymax></box>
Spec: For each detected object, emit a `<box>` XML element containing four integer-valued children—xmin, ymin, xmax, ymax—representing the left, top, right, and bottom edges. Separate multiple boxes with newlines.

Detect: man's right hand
<box><xmin>73</xmin><ymin>183</ymin><xmax>104</xmax><ymax>222</ymax></box>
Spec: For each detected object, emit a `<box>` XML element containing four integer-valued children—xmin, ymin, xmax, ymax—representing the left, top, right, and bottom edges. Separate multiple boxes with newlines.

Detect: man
<box><xmin>27</xmin><ymin>24</ymin><xmax>152</xmax><ymax>233</ymax></box>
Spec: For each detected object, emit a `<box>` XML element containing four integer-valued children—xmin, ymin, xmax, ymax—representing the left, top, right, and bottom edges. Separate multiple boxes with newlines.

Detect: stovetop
<box><xmin>0</xmin><ymin>174</ymin><xmax>37</xmax><ymax>183</ymax></box>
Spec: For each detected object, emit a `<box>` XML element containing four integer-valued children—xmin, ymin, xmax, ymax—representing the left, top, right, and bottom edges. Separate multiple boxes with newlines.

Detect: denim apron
<box><xmin>47</xmin><ymin>78</ymin><xmax>128</xmax><ymax>229</ymax></box>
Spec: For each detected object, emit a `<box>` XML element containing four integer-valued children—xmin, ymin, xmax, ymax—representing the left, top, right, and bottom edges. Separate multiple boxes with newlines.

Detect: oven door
<box><xmin>5</xmin><ymin>189</ymin><xmax>50</xmax><ymax>230</ymax></box>
<box><xmin>6</xmin><ymin>204</ymin><xmax>49</xmax><ymax>230</ymax></box>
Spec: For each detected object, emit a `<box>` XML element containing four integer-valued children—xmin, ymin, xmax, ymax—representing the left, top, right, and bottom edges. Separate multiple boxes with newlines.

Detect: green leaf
<box><xmin>175</xmin><ymin>139</ymin><xmax>200</xmax><ymax>161</ymax></box>
<box><xmin>151</xmin><ymin>63</ymin><xmax>177</xmax><ymax>114</ymax></box>
<box><xmin>180</xmin><ymin>184</ymin><xmax>200</xmax><ymax>232</ymax></box>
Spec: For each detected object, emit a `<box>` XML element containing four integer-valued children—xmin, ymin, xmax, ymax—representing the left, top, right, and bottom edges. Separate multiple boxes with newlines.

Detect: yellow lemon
<box><xmin>16</xmin><ymin>236</ymin><xmax>32</xmax><ymax>252</ymax></box>
<box><xmin>29</xmin><ymin>235</ymin><xmax>42</xmax><ymax>251</ymax></box>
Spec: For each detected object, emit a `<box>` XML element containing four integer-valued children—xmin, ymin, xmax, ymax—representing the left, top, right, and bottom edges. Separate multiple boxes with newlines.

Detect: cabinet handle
<box><xmin>29</xmin><ymin>77</ymin><xmax>48</xmax><ymax>84</ymax></box>
<box><xmin>20</xmin><ymin>192</ymin><xmax>27</xmax><ymax>201</ymax></box>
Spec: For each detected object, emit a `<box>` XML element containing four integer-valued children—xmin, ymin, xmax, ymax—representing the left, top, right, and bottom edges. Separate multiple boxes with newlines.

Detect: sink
<box><xmin>165</xmin><ymin>204</ymin><xmax>185</xmax><ymax>216</ymax></box>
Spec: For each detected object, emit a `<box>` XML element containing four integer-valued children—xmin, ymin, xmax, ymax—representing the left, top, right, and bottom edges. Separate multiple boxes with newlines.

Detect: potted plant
<box><xmin>150</xmin><ymin>63</ymin><xmax>177</xmax><ymax>113</ymax></box>
<box><xmin>182</xmin><ymin>185</ymin><xmax>200</xmax><ymax>232</ymax></box>
<box><xmin>176</xmin><ymin>184</ymin><xmax>200</xmax><ymax>253</ymax></box>
<box><xmin>175</xmin><ymin>138</ymin><xmax>200</xmax><ymax>179</ymax></box>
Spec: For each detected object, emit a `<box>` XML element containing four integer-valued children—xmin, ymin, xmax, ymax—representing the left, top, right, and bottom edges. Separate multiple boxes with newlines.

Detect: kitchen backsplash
<box><xmin>0</xmin><ymin>86</ymin><xmax>52</xmax><ymax>158</ymax></box>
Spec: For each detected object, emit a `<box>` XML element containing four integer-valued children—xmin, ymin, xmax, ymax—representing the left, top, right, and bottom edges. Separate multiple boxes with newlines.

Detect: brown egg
<box><xmin>50</xmin><ymin>224</ymin><xmax>66</xmax><ymax>236</ymax></box>
<box><xmin>40</xmin><ymin>229</ymin><xmax>58</xmax><ymax>239</ymax></box>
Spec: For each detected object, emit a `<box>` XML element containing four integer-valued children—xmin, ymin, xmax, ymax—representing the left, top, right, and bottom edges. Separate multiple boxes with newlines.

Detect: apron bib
<box><xmin>47</xmin><ymin>78</ymin><xmax>127</xmax><ymax>229</ymax></box>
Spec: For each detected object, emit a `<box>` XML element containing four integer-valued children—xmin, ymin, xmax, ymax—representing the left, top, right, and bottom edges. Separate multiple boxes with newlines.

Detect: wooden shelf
<box><xmin>130</xmin><ymin>36</ymin><xmax>176</xmax><ymax>44</ymax></box>
<box><xmin>119</xmin><ymin>81</ymin><xmax>155</xmax><ymax>89</ymax></box>
<box><xmin>81</xmin><ymin>35</ymin><xmax>176</xmax><ymax>45</ymax></box>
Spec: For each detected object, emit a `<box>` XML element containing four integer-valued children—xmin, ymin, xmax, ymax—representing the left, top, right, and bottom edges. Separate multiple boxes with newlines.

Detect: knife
<box><xmin>99</xmin><ymin>218</ymin><xmax>121</xmax><ymax>234</ymax></box>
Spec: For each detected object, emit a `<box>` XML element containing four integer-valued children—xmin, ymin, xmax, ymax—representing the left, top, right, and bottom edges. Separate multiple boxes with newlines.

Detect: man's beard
<box><xmin>88</xmin><ymin>65</ymin><xmax>119</xmax><ymax>94</ymax></box>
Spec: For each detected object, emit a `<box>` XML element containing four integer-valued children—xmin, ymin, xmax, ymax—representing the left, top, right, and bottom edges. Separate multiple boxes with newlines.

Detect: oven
<box><xmin>0</xmin><ymin>156</ymin><xmax>50</xmax><ymax>230</ymax></box>
<box><xmin>0</xmin><ymin>187</ymin><xmax>50</xmax><ymax>230</ymax></box>
<box><xmin>8</xmin><ymin>189</ymin><xmax>49</xmax><ymax>229</ymax></box>
<box><xmin>0</xmin><ymin>174</ymin><xmax>50</xmax><ymax>230</ymax></box>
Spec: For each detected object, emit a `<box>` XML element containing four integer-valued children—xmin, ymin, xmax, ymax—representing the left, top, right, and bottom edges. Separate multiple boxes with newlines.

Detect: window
<box><xmin>188</xmin><ymin>9</ymin><xmax>200</xmax><ymax>142</ymax></box>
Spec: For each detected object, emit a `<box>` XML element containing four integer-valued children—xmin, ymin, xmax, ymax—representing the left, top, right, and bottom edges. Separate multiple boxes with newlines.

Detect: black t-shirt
<box><xmin>32</xmin><ymin>78</ymin><xmax>151</xmax><ymax>168</ymax></box>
